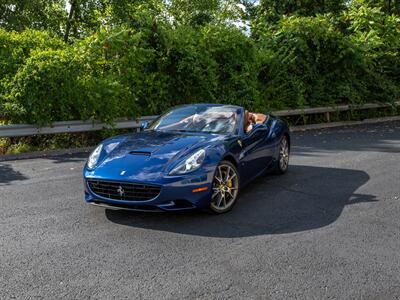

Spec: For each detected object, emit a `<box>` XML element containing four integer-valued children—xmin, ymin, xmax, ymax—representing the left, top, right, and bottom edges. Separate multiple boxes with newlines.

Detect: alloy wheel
<box><xmin>210</xmin><ymin>162</ymin><xmax>239</xmax><ymax>213</ymax></box>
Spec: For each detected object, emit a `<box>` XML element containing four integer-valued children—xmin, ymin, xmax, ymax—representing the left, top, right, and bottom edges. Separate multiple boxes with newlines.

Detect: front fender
<box><xmin>204</xmin><ymin>137</ymin><xmax>242</xmax><ymax>174</ymax></box>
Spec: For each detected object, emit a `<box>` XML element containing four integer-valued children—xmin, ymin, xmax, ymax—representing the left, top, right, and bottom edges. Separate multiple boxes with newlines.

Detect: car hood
<box><xmin>87</xmin><ymin>131</ymin><xmax>221</xmax><ymax>182</ymax></box>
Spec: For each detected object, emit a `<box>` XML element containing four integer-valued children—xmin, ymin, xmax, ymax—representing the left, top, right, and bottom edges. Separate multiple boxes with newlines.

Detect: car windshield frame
<box><xmin>149</xmin><ymin>105</ymin><xmax>240</xmax><ymax>135</ymax></box>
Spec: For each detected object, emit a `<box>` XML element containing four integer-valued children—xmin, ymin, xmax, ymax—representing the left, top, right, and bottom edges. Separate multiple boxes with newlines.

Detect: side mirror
<box><xmin>140</xmin><ymin>121</ymin><xmax>150</xmax><ymax>131</ymax></box>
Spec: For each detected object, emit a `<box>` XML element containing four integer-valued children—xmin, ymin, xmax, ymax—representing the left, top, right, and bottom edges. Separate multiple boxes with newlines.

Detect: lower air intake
<box><xmin>87</xmin><ymin>180</ymin><xmax>161</xmax><ymax>201</ymax></box>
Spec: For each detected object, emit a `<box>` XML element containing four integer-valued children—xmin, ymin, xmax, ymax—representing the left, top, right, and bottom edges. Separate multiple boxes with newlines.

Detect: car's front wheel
<box><xmin>209</xmin><ymin>161</ymin><xmax>240</xmax><ymax>214</ymax></box>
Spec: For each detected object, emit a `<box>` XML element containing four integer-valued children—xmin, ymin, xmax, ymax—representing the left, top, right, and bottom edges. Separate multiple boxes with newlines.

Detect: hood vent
<box><xmin>129</xmin><ymin>150</ymin><xmax>152</xmax><ymax>156</ymax></box>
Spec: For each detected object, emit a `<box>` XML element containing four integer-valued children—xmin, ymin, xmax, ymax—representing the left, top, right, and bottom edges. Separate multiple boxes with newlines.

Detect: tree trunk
<box><xmin>64</xmin><ymin>0</ymin><xmax>77</xmax><ymax>42</ymax></box>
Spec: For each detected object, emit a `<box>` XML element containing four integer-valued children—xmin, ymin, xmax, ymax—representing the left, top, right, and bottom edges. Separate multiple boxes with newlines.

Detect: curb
<box><xmin>0</xmin><ymin>147</ymin><xmax>92</xmax><ymax>162</ymax></box>
<box><xmin>1</xmin><ymin>116</ymin><xmax>399</xmax><ymax>162</ymax></box>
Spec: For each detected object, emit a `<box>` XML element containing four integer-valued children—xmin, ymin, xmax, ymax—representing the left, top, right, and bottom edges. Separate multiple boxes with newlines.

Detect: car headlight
<box><xmin>169</xmin><ymin>149</ymin><xmax>206</xmax><ymax>175</ymax></box>
<box><xmin>87</xmin><ymin>144</ymin><xmax>103</xmax><ymax>170</ymax></box>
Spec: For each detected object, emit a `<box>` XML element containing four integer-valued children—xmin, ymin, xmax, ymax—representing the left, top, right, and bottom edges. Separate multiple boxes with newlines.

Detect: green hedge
<box><xmin>256</xmin><ymin>15</ymin><xmax>368</xmax><ymax>110</ymax></box>
<box><xmin>0</xmin><ymin>29</ymin><xmax>65</xmax><ymax>121</ymax></box>
<box><xmin>0</xmin><ymin>4</ymin><xmax>399</xmax><ymax>125</ymax></box>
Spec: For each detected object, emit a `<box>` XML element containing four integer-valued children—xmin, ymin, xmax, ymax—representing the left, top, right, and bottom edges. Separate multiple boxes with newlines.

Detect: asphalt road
<box><xmin>1</xmin><ymin>122</ymin><xmax>400</xmax><ymax>299</ymax></box>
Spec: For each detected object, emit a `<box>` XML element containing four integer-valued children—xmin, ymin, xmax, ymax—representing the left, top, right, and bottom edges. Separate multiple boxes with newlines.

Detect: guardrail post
<box><xmin>325</xmin><ymin>112</ymin><xmax>330</xmax><ymax>122</ymax></box>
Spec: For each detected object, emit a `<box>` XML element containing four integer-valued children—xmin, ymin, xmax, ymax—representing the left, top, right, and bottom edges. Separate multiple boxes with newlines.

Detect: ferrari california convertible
<box><xmin>83</xmin><ymin>104</ymin><xmax>290</xmax><ymax>213</ymax></box>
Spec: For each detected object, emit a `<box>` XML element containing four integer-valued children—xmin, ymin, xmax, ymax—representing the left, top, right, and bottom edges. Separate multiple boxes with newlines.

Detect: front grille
<box><xmin>87</xmin><ymin>180</ymin><xmax>161</xmax><ymax>201</ymax></box>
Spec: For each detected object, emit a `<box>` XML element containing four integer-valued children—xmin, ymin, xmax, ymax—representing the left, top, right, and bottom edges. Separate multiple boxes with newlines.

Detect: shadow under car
<box><xmin>105</xmin><ymin>164</ymin><xmax>376</xmax><ymax>238</ymax></box>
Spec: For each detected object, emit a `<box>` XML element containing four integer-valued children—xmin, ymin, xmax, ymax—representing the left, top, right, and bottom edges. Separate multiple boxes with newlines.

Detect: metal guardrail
<box><xmin>273</xmin><ymin>101</ymin><xmax>400</xmax><ymax>122</ymax></box>
<box><xmin>0</xmin><ymin>116</ymin><xmax>158</xmax><ymax>138</ymax></box>
<box><xmin>0</xmin><ymin>102</ymin><xmax>398</xmax><ymax>138</ymax></box>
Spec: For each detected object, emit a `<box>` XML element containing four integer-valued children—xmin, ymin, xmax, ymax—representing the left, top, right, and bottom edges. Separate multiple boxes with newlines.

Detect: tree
<box><xmin>64</xmin><ymin>0</ymin><xmax>111</xmax><ymax>41</ymax></box>
<box><xmin>362</xmin><ymin>0</ymin><xmax>400</xmax><ymax>14</ymax></box>
<box><xmin>166</xmin><ymin>0</ymin><xmax>248</xmax><ymax>27</ymax></box>
<box><xmin>0</xmin><ymin>0</ymin><xmax>66</xmax><ymax>34</ymax></box>
<box><xmin>257</xmin><ymin>0</ymin><xmax>346</xmax><ymax>23</ymax></box>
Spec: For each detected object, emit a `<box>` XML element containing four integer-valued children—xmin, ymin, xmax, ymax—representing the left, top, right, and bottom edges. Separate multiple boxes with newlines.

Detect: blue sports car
<box><xmin>83</xmin><ymin>104</ymin><xmax>290</xmax><ymax>214</ymax></box>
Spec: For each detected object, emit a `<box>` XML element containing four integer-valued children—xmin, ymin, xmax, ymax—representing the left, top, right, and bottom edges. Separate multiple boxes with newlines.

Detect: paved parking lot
<box><xmin>1</xmin><ymin>122</ymin><xmax>400</xmax><ymax>299</ymax></box>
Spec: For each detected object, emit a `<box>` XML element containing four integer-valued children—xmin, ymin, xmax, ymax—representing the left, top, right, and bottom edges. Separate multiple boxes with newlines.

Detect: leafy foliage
<box><xmin>343</xmin><ymin>1</ymin><xmax>400</xmax><ymax>102</ymax></box>
<box><xmin>0</xmin><ymin>0</ymin><xmax>399</xmax><ymax>125</ymax></box>
<box><xmin>0</xmin><ymin>28</ymin><xmax>65</xmax><ymax>118</ymax></box>
<box><xmin>255</xmin><ymin>0</ymin><xmax>346</xmax><ymax>24</ymax></box>
<box><xmin>256</xmin><ymin>15</ymin><xmax>369</xmax><ymax>109</ymax></box>
<box><xmin>0</xmin><ymin>0</ymin><xmax>66</xmax><ymax>33</ymax></box>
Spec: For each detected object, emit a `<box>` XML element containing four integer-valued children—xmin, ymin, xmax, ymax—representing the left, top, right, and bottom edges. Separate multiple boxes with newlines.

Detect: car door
<box><xmin>239</xmin><ymin>124</ymin><xmax>274</xmax><ymax>183</ymax></box>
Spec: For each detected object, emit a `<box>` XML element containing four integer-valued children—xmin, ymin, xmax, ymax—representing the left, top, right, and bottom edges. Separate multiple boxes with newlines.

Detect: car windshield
<box><xmin>150</xmin><ymin>105</ymin><xmax>238</xmax><ymax>134</ymax></box>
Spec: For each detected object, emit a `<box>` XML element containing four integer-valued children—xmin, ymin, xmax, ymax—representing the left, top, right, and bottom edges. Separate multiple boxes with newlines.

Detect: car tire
<box><xmin>209</xmin><ymin>160</ymin><xmax>240</xmax><ymax>214</ymax></box>
<box><xmin>273</xmin><ymin>135</ymin><xmax>290</xmax><ymax>175</ymax></box>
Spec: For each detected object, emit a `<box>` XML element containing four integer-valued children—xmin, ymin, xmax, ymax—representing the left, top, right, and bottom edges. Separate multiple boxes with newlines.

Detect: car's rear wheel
<box><xmin>274</xmin><ymin>135</ymin><xmax>290</xmax><ymax>174</ymax></box>
<box><xmin>209</xmin><ymin>161</ymin><xmax>240</xmax><ymax>214</ymax></box>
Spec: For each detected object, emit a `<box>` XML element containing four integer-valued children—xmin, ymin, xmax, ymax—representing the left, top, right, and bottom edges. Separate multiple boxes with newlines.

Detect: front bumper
<box><xmin>83</xmin><ymin>167</ymin><xmax>215</xmax><ymax>212</ymax></box>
